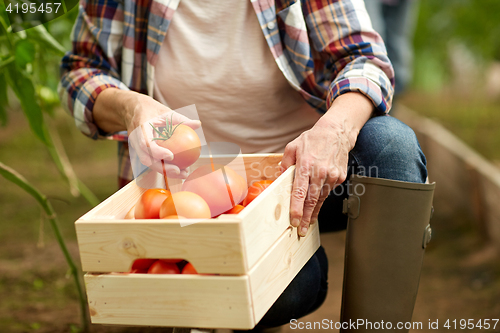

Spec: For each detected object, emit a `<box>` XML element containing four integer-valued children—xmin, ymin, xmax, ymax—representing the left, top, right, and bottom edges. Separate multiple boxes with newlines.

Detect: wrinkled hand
<box><xmin>280</xmin><ymin>92</ymin><xmax>374</xmax><ymax>237</ymax></box>
<box><xmin>126</xmin><ymin>95</ymin><xmax>201</xmax><ymax>178</ymax></box>
<box><xmin>281</xmin><ymin>120</ymin><xmax>351</xmax><ymax>237</ymax></box>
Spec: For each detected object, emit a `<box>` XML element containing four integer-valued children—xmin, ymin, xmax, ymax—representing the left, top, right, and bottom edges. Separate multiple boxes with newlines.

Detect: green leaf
<box><xmin>14</xmin><ymin>39</ymin><xmax>35</xmax><ymax>69</ymax></box>
<box><xmin>25</xmin><ymin>25</ymin><xmax>66</xmax><ymax>56</ymax></box>
<box><xmin>0</xmin><ymin>72</ymin><xmax>8</xmax><ymax>126</ymax></box>
<box><xmin>6</xmin><ymin>63</ymin><xmax>50</xmax><ymax>145</ymax></box>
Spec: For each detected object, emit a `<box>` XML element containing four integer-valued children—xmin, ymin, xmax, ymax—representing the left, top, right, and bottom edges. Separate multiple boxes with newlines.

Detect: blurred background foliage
<box><xmin>402</xmin><ymin>0</ymin><xmax>500</xmax><ymax>163</ymax></box>
<box><xmin>0</xmin><ymin>3</ymin><xmax>98</xmax><ymax>206</ymax></box>
<box><xmin>0</xmin><ymin>2</ymin><xmax>77</xmax><ymax>126</ymax></box>
<box><xmin>412</xmin><ymin>0</ymin><xmax>500</xmax><ymax>92</ymax></box>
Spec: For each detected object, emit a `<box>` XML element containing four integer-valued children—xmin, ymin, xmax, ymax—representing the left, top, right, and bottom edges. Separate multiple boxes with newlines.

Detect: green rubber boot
<box><xmin>340</xmin><ymin>175</ymin><xmax>435</xmax><ymax>332</ymax></box>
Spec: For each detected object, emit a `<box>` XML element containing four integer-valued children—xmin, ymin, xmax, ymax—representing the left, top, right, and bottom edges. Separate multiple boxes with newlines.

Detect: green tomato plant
<box><xmin>1</xmin><ymin>4</ymin><xmax>93</xmax><ymax>332</ymax></box>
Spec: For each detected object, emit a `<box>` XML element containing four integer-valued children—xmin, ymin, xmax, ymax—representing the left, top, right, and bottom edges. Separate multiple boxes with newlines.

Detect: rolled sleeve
<box><xmin>58</xmin><ymin>0</ymin><xmax>126</xmax><ymax>140</ymax></box>
<box><xmin>59</xmin><ymin>68</ymin><xmax>129</xmax><ymax>139</ymax></box>
<box><xmin>327</xmin><ymin>57</ymin><xmax>394</xmax><ymax>114</ymax></box>
<box><xmin>303</xmin><ymin>0</ymin><xmax>395</xmax><ymax>114</ymax></box>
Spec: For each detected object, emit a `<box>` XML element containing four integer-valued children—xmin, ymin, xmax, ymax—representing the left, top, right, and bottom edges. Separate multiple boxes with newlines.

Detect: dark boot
<box><xmin>340</xmin><ymin>175</ymin><xmax>435</xmax><ymax>332</ymax></box>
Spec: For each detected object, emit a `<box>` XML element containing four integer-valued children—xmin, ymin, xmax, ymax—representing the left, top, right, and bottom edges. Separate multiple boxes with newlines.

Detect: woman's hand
<box><xmin>94</xmin><ymin>89</ymin><xmax>201</xmax><ymax>178</ymax></box>
<box><xmin>280</xmin><ymin>93</ymin><xmax>374</xmax><ymax>237</ymax></box>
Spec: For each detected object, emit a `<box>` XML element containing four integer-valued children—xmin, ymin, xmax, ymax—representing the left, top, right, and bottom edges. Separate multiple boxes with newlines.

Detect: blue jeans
<box><xmin>244</xmin><ymin>116</ymin><xmax>428</xmax><ymax>330</ymax></box>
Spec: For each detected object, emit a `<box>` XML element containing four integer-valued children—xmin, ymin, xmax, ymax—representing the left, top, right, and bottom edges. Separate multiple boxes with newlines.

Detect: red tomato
<box><xmin>181</xmin><ymin>262</ymin><xmax>198</xmax><ymax>274</ymax></box>
<box><xmin>148</xmin><ymin>260</ymin><xmax>181</xmax><ymax>274</ymax></box>
<box><xmin>130</xmin><ymin>258</ymin><xmax>157</xmax><ymax>273</ymax></box>
<box><xmin>181</xmin><ymin>164</ymin><xmax>247</xmax><ymax>217</ymax></box>
<box><xmin>161</xmin><ymin>259</ymin><xmax>183</xmax><ymax>264</ymax></box>
<box><xmin>224</xmin><ymin>204</ymin><xmax>245</xmax><ymax>214</ymax></box>
<box><xmin>154</xmin><ymin>124</ymin><xmax>201</xmax><ymax>169</ymax></box>
<box><xmin>135</xmin><ymin>189</ymin><xmax>171</xmax><ymax>219</ymax></box>
<box><xmin>243</xmin><ymin>180</ymin><xmax>274</xmax><ymax>206</ymax></box>
<box><xmin>160</xmin><ymin>191</ymin><xmax>211</xmax><ymax>219</ymax></box>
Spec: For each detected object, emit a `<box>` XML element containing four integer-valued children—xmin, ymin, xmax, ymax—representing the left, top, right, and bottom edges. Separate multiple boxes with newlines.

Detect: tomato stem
<box><xmin>150</xmin><ymin>114</ymin><xmax>184</xmax><ymax>142</ymax></box>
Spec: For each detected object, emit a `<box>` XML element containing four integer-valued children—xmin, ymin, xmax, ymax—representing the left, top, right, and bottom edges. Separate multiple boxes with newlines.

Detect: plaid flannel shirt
<box><xmin>59</xmin><ymin>0</ymin><xmax>395</xmax><ymax>185</ymax></box>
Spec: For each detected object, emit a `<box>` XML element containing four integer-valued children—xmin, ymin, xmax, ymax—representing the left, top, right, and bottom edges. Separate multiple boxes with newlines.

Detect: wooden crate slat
<box><xmin>80</xmin><ymin>170</ymin><xmax>163</xmax><ymax>220</ymax></box>
<box><xmin>77</xmin><ymin>154</ymin><xmax>291</xmax><ymax>275</ymax></box>
<box><xmin>249</xmin><ymin>223</ymin><xmax>320</xmax><ymax>323</ymax></box>
<box><xmin>84</xmin><ymin>223</ymin><xmax>319</xmax><ymax>330</ymax></box>
<box><xmin>80</xmin><ymin>154</ymin><xmax>283</xmax><ymax>221</ymax></box>
<box><xmin>239</xmin><ymin>166</ymin><xmax>295</xmax><ymax>271</ymax></box>
<box><xmin>85</xmin><ymin>274</ymin><xmax>254</xmax><ymax>329</ymax></box>
<box><xmin>76</xmin><ymin>220</ymin><xmax>246</xmax><ymax>274</ymax></box>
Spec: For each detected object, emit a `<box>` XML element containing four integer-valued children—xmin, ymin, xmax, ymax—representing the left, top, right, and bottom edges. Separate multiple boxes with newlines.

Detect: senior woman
<box><xmin>59</xmin><ymin>0</ymin><xmax>433</xmax><ymax>331</ymax></box>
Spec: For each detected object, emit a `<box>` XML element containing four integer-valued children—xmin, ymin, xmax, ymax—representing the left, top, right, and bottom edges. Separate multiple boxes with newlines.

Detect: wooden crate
<box><xmin>76</xmin><ymin>154</ymin><xmax>320</xmax><ymax>329</ymax></box>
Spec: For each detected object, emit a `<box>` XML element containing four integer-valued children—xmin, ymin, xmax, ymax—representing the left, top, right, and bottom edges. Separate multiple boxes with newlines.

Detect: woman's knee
<box><xmin>351</xmin><ymin>116</ymin><xmax>427</xmax><ymax>183</ymax></box>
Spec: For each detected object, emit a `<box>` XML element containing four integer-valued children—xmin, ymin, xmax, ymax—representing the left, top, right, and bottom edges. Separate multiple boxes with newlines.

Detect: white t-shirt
<box><xmin>154</xmin><ymin>0</ymin><xmax>321</xmax><ymax>154</ymax></box>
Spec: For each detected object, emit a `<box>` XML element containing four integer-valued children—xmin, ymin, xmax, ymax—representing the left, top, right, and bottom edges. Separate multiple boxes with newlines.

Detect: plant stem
<box><xmin>0</xmin><ymin>162</ymin><xmax>90</xmax><ymax>333</ymax></box>
<box><xmin>45</xmin><ymin>201</ymin><xmax>90</xmax><ymax>333</ymax></box>
<box><xmin>0</xmin><ymin>15</ymin><xmax>14</xmax><ymax>49</ymax></box>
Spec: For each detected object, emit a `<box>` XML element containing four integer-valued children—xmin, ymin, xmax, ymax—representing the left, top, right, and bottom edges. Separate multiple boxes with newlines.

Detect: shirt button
<box><xmin>267</xmin><ymin>21</ymin><xmax>276</xmax><ymax>30</ymax></box>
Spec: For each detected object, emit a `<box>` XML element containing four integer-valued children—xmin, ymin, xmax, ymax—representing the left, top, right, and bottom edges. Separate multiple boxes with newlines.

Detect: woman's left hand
<box><xmin>280</xmin><ymin>92</ymin><xmax>375</xmax><ymax>237</ymax></box>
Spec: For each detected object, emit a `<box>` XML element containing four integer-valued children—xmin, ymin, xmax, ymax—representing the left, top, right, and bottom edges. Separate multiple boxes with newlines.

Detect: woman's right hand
<box><xmin>94</xmin><ymin>89</ymin><xmax>201</xmax><ymax>178</ymax></box>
